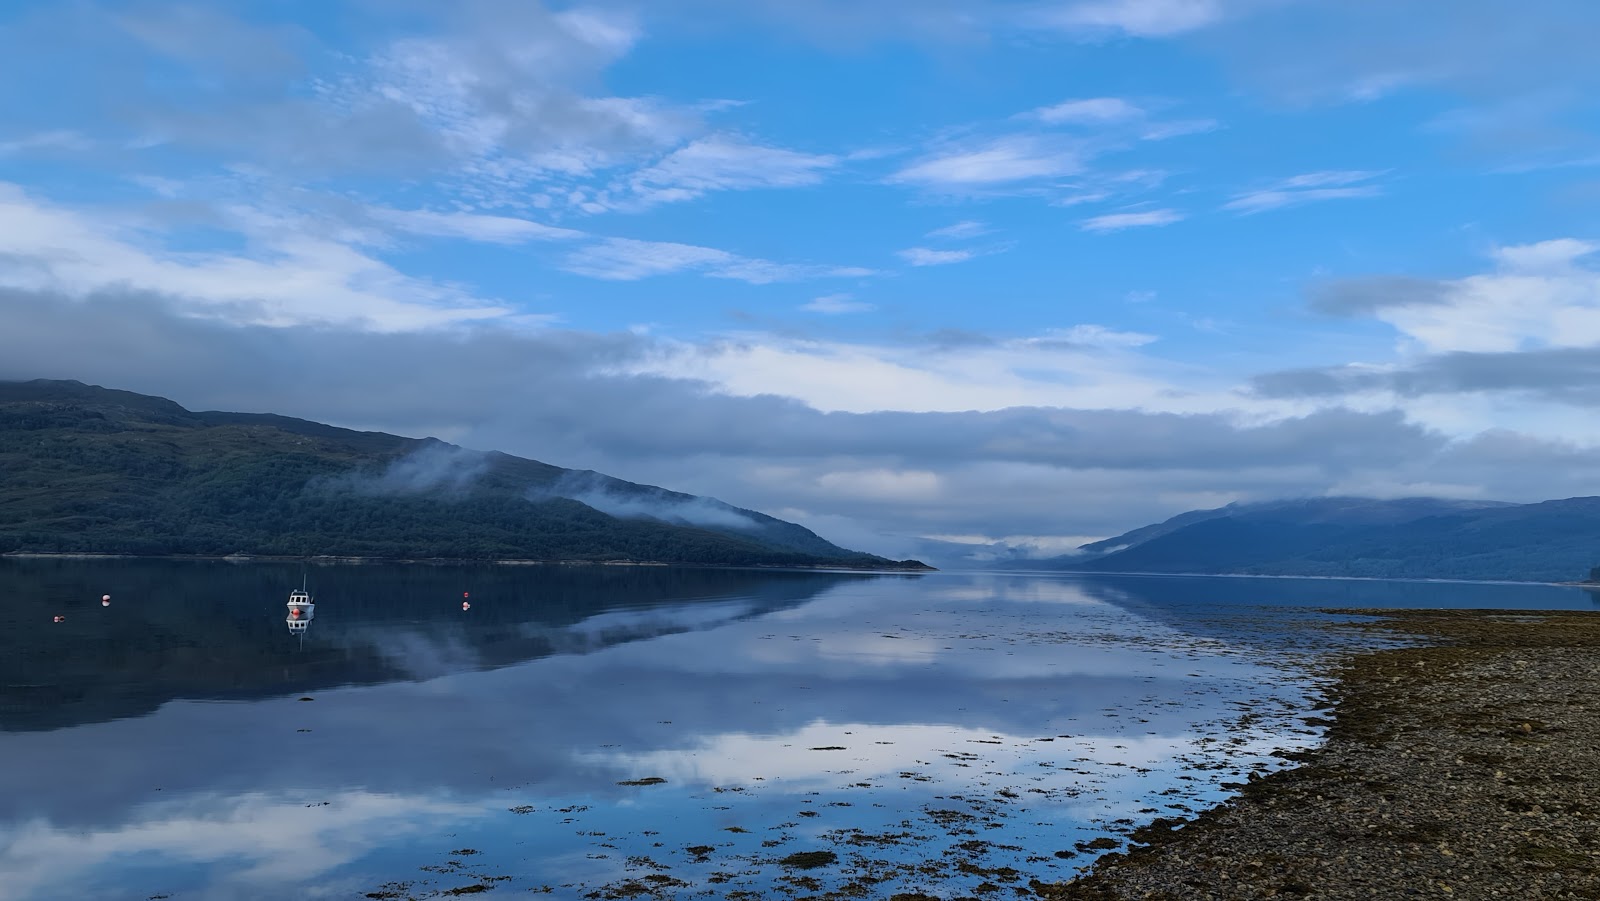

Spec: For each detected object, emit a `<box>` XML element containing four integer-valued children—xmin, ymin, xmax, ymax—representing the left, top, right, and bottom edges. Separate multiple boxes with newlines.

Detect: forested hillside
<box><xmin>0</xmin><ymin>380</ymin><xmax>929</xmax><ymax>569</ymax></box>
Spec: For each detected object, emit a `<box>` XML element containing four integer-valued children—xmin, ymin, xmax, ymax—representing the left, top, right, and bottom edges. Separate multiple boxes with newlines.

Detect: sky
<box><xmin>2</xmin><ymin>0</ymin><xmax>1599</xmax><ymax>564</ymax></box>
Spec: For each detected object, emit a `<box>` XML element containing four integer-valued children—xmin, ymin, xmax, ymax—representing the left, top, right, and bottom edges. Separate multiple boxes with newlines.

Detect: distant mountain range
<box><xmin>0</xmin><ymin>379</ymin><xmax>929</xmax><ymax>570</ymax></box>
<box><xmin>1029</xmin><ymin>496</ymin><xmax>1600</xmax><ymax>582</ymax></box>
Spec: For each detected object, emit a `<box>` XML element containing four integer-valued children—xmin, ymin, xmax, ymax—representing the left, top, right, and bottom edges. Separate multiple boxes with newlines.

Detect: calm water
<box><xmin>1</xmin><ymin>561</ymin><xmax>1594</xmax><ymax>901</ymax></box>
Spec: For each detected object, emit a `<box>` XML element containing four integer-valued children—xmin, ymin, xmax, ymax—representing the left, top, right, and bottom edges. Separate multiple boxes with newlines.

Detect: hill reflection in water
<box><xmin>0</xmin><ymin>558</ymin><xmax>881</xmax><ymax>731</ymax></box>
<box><xmin>4</xmin><ymin>566</ymin><xmax>1591</xmax><ymax>901</ymax></box>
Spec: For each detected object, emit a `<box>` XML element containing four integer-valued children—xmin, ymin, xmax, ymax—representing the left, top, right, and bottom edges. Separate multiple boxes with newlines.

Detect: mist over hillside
<box><xmin>0</xmin><ymin>379</ymin><xmax>929</xmax><ymax>570</ymax></box>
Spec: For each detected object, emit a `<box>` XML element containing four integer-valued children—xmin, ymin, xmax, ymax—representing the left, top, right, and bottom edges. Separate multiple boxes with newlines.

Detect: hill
<box><xmin>1034</xmin><ymin>496</ymin><xmax>1600</xmax><ymax>582</ymax></box>
<box><xmin>0</xmin><ymin>379</ymin><xmax>930</xmax><ymax>569</ymax></box>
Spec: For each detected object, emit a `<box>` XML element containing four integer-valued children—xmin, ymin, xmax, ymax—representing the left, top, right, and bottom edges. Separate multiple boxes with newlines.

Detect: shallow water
<box><xmin>1</xmin><ymin>561</ymin><xmax>1593</xmax><ymax>900</ymax></box>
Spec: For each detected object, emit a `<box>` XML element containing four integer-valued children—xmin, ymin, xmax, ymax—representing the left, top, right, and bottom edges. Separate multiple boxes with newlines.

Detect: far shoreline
<box><xmin>0</xmin><ymin>551</ymin><xmax>936</xmax><ymax>573</ymax></box>
<box><xmin>993</xmin><ymin>565</ymin><xmax>1598</xmax><ymax>589</ymax></box>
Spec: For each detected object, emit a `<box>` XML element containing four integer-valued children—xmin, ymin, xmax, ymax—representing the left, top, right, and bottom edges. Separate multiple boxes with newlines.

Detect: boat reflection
<box><xmin>285</xmin><ymin>581</ymin><xmax>315</xmax><ymax>635</ymax></box>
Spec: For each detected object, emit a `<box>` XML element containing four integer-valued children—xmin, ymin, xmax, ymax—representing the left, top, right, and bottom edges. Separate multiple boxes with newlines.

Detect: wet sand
<box><xmin>1040</xmin><ymin>609</ymin><xmax>1600</xmax><ymax>900</ymax></box>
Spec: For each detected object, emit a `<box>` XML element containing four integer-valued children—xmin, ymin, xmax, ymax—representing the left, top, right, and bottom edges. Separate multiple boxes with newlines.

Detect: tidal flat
<box><xmin>2</xmin><ymin>561</ymin><xmax>1596</xmax><ymax>900</ymax></box>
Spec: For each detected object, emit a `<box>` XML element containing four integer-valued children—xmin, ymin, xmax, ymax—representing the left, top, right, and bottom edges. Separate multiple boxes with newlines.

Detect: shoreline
<box><xmin>1038</xmin><ymin>607</ymin><xmax>1600</xmax><ymax>899</ymax></box>
<box><xmin>999</xmin><ymin>566</ymin><xmax>1598</xmax><ymax>589</ymax></box>
<box><xmin>0</xmin><ymin>551</ymin><xmax>935</xmax><ymax>573</ymax></box>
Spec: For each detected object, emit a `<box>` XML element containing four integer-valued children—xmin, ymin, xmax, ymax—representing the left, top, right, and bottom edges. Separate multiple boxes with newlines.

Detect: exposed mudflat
<box><xmin>1043</xmin><ymin>609</ymin><xmax>1600</xmax><ymax>900</ymax></box>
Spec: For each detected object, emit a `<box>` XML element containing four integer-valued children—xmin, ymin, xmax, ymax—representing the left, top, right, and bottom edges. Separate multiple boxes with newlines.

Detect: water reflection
<box><xmin>0</xmin><ymin>559</ymin><xmax>874</xmax><ymax>731</ymax></box>
<box><xmin>5</xmin><ymin>565</ymin><xmax>1578</xmax><ymax>900</ymax></box>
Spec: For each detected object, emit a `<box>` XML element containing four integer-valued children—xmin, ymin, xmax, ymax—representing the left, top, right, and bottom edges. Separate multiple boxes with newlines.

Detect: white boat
<box><xmin>286</xmin><ymin>580</ymin><xmax>315</xmax><ymax>634</ymax></box>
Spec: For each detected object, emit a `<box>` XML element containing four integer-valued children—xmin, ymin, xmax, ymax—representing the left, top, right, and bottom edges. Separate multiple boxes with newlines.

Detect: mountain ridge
<box><xmin>0</xmin><ymin>379</ymin><xmax>931</xmax><ymax>570</ymax></box>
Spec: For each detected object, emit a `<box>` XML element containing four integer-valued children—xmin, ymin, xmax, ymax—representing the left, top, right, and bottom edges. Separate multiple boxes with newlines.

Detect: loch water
<box><xmin>1</xmin><ymin>560</ymin><xmax>1594</xmax><ymax>901</ymax></box>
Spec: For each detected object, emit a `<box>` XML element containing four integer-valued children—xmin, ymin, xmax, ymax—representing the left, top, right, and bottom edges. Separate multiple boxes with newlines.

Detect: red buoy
<box><xmin>462</xmin><ymin>601</ymin><xmax>471</xmax><ymax>611</ymax></box>
<box><xmin>102</xmin><ymin>594</ymin><xmax>111</xmax><ymax>602</ymax></box>
<box><xmin>53</xmin><ymin>615</ymin><xmax>65</xmax><ymax>623</ymax></box>
<box><xmin>463</xmin><ymin>592</ymin><xmax>470</xmax><ymax>598</ymax></box>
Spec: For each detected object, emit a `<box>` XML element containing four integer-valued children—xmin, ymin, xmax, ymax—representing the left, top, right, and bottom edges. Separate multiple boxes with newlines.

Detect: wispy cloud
<box><xmin>898</xmin><ymin>247</ymin><xmax>977</xmax><ymax>266</ymax></box>
<box><xmin>891</xmin><ymin>93</ymin><xmax>1212</xmax><ymax>202</ymax></box>
<box><xmin>1042</xmin><ymin>324</ymin><xmax>1160</xmax><ymax>348</ymax></box>
<box><xmin>1080</xmin><ymin>208</ymin><xmax>1185</xmax><ymax>232</ymax></box>
<box><xmin>619</xmin><ymin>136</ymin><xmax>840</xmax><ymax>209</ymax></box>
<box><xmin>1224</xmin><ymin>170</ymin><xmax>1385</xmax><ymax>214</ymax></box>
<box><xmin>889</xmin><ymin>136</ymin><xmax>1083</xmax><ymax>188</ymax></box>
<box><xmin>802</xmin><ymin>293</ymin><xmax>875</xmax><ymax>314</ymax></box>
<box><xmin>375</xmin><ymin>208</ymin><xmax>586</xmax><ymax>244</ymax></box>
<box><xmin>0</xmin><ymin>130</ymin><xmax>93</xmax><ymax>156</ymax></box>
<box><xmin>563</xmin><ymin>238</ymin><xmax>732</xmax><ymax>280</ymax></box>
<box><xmin>1139</xmin><ymin>118</ymin><xmax>1219</xmax><ymax>140</ymax></box>
<box><xmin>1029</xmin><ymin>97</ymin><xmax>1145</xmax><ymax>125</ymax></box>
<box><xmin>1026</xmin><ymin>96</ymin><xmax>1215</xmax><ymax>141</ymax></box>
<box><xmin>563</xmin><ymin>236</ymin><xmax>868</xmax><ymax>284</ymax></box>
<box><xmin>1034</xmin><ymin>0</ymin><xmax>1225</xmax><ymax>38</ymax></box>
<box><xmin>926</xmin><ymin>220</ymin><xmax>989</xmax><ymax>240</ymax></box>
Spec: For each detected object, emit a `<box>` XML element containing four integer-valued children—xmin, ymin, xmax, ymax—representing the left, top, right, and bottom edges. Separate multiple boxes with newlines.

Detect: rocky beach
<box><xmin>1043</xmin><ymin>608</ymin><xmax>1600</xmax><ymax>900</ymax></box>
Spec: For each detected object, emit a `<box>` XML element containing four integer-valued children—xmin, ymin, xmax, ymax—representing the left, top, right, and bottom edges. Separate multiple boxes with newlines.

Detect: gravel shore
<box><xmin>1037</xmin><ymin>608</ymin><xmax>1600</xmax><ymax>901</ymax></box>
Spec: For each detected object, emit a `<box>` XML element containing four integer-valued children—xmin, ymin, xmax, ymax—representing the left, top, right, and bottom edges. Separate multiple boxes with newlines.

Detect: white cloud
<box><xmin>927</xmin><ymin>220</ymin><xmax>989</xmax><ymax>239</ymax></box>
<box><xmin>561</xmin><ymin>236</ymin><xmax>867</xmax><ymax>284</ymax></box>
<box><xmin>630</xmin><ymin>328</ymin><xmax>1219</xmax><ymax>416</ymax></box>
<box><xmin>622</xmin><ymin>136</ymin><xmax>840</xmax><ymax>208</ymax></box>
<box><xmin>561</xmin><ymin>237</ymin><xmax>737</xmax><ymax>280</ymax></box>
<box><xmin>375</xmin><ymin>207</ymin><xmax>586</xmax><ymax>244</ymax></box>
<box><xmin>1025</xmin><ymin>96</ymin><xmax>1216</xmax><ymax>144</ymax></box>
<box><xmin>1377</xmin><ymin>239</ymin><xmax>1600</xmax><ymax>354</ymax></box>
<box><xmin>1044</xmin><ymin>324</ymin><xmax>1159</xmax><ymax>348</ymax></box>
<box><xmin>1080</xmin><ymin>208</ymin><xmax>1185</xmax><ymax>231</ymax></box>
<box><xmin>1279</xmin><ymin>170</ymin><xmax>1381</xmax><ymax>189</ymax></box>
<box><xmin>888</xmin><ymin>92</ymin><xmax>1208</xmax><ymax>209</ymax></box>
<box><xmin>1030</xmin><ymin>97</ymin><xmax>1145</xmax><ymax>124</ymax></box>
<box><xmin>890</xmin><ymin>135</ymin><xmax>1083</xmax><ymax>187</ymax></box>
<box><xmin>1494</xmin><ymin>237</ymin><xmax>1595</xmax><ymax>272</ymax></box>
<box><xmin>0</xmin><ymin>183</ymin><xmax>517</xmax><ymax>331</ymax></box>
<box><xmin>802</xmin><ymin>293</ymin><xmax>875</xmax><ymax>314</ymax></box>
<box><xmin>1037</xmin><ymin>0</ymin><xmax>1225</xmax><ymax>37</ymax></box>
<box><xmin>1225</xmin><ymin>186</ymin><xmax>1380</xmax><ymax>214</ymax></box>
<box><xmin>1224</xmin><ymin>170</ymin><xmax>1385</xmax><ymax>214</ymax></box>
<box><xmin>898</xmin><ymin>247</ymin><xmax>976</xmax><ymax>266</ymax></box>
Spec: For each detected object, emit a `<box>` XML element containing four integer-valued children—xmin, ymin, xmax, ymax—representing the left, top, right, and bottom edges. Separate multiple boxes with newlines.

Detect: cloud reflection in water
<box><xmin>0</xmin><ymin>566</ymin><xmax>1338</xmax><ymax>900</ymax></box>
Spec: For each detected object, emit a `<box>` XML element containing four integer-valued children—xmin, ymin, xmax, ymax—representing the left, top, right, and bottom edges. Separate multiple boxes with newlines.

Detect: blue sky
<box><xmin>3</xmin><ymin>0</ymin><xmax>1600</xmax><ymax>563</ymax></box>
